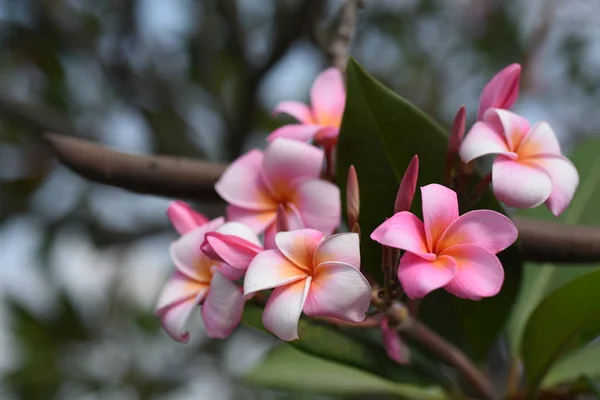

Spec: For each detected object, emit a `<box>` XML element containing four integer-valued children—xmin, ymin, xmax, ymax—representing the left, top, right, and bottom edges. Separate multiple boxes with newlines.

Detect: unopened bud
<box><xmin>346</xmin><ymin>165</ymin><xmax>360</xmax><ymax>228</ymax></box>
<box><xmin>394</xmin><ymin>155</ymin><xmax>419</xmax><ymax>213</ymax></box>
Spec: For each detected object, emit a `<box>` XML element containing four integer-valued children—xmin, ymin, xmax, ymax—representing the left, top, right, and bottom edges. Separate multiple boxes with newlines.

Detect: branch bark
<box><xmin>328</xmin><ymin>0</ymin><xmax>362</xmax><ymax>70</ymax></box>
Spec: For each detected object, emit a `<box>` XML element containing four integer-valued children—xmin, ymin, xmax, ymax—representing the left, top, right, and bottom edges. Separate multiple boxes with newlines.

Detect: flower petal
<box><xmin>243</xmin><ymin>250</ymin><xmax>308</xmax><ymax>298</ymax></box>
<box><xmin>272</xmin><ymin>101</ymin><xmax>314</xmax><ymax>124</ymax></box>
<box><xmin>530</xmin><ymin>155</ymin><xmax>579</xmax><ymax>217</ymax></box>
<box><xmin>381</xmin><ymin>316</ymin><xmax>410</xmax><ymax>365</ymax></box>
<box><xmin>492</xmin><ymin>156</ymin><xmax>552</xmax><ymax>209</ymax></box>
<box><xmin>310</xmin><ymin>67</ymin><xmax>345</xmax><ymax>127</ymax></box>
<box><xmin>477</xmin><ymin>63</ymin><xmax>521</xmax><ymax>120</ymax></box>
<box><xmin>167</xmin><ymin>201</ymin><xmax>209</xmax><ymax>234</ymax></box>
<box><xmin>170</xmin><ymin>221</ymin><xmax>224</xmax><ymax>281</ymax></box>
<box><xmin>459</xmin><ymin>121</ymin><xmax>512</xmax><ymax>164</ymax></box>
<box><xmin>204</xmin><ymin>232</ymin><xmax>262</xmax><ymax>271</ymax></box>
<box><xmin>263</xmin><ymin>278</ymin><xmax>311</xmax><ymax>341</ymax></box>
<box><xmin>158</xmin><ymin>298</ymin><xmax>198</xmax><ymax>343</ymax></box>
<box><xmin>437</xmin><ymin>210</ymin><xmax>518</xmax><ymax>254</ymax></box>
<box><xmin>313</xmin><ymin>232</ymin><xmax>360</xmax><ymax>270</ymax></box>
<box><xmin>217</xmin><ymin>262</ymin><xmax>246</xmax><ymax>280</ymax></box>
<box><xmin>226</xmin><ymin>205</ymin><xmax>276</xmax><ymax>234</ymax></box>
<box><xmin>261</xmin><ymin>139</ymin><xmax>324</xmax><ymax>199</ymax></box>
<box><xmin>293</xmin><ymin>179</ymin><xmax>341</xmax><ymax>235</ymax></box>
<box><xmin>442</xmin><ymin>244</ymin><xmax>504</xmax><ymax>300</ymax></box>
<box><xmin>275</xmin><ymin>229</ymin><xmax>324</xmax><ymax>271</ymax></box>
<box><xmin>303</xmin><ymin>262</ymin><xmax>371</xmax><ymax>322</ymax></box>
<box><xmin>370</xmin><ymin>212</ymin><xmax>432</xmax><ymax>259</ymax></box>
<box><xmin>518</xmin><ymin>122</ymin><xmax>562</xmax><ymax>158</ymax></box>
<box><xmin>421</xmin><ymin>184</ymin><xmax>459</xmax><ymax>251</ymax></box>
<box><xmin>216</xmin><ymin>221</ymin><xmax>262</xmax><ymax>246</ymax></box>
<box><xmin>398</xmin><ymin>252</ymin><xmax>456</xmax><ymax>299</ymax></box>
<box><xmin>267</xmin><ymin>124</ymin><xmax>323</xmax><ymax>143</ymax></box>
<box><xmin>215</xmin><ymin>150</ymin><xmax>276</xmax><ymax>210</ymax></box>
<box><xmin>201</xmin><ymin>271</ymin><xmax>244</xmax><ymax>339</ymax></box>
<box><xmin>155</xmin><ymin>271</ymin><xmax>208</xmax><ymax>314</ymax></box>
<box><xmin>484</xmin><ymin>108</ymin><xmax>531</xmax><ymax>150</ymax></box>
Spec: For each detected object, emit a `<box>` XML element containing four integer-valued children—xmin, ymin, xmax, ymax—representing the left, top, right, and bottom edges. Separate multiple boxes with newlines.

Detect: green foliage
<box><xmin>336</xmin><ymin>58</ymin><xmax>521</xmax><ymax>362</ymax></box>
<box><xmin>542</xmin><ymin>342</ymin><xmax>600</xmax><ymax>389</ymax></box>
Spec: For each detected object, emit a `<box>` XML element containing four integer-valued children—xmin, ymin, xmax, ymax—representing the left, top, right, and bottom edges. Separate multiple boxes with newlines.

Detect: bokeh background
<box><xmin>1</xmin><ymin>0</ymin><xmax>599</xmax><ymax>399</ymax></box>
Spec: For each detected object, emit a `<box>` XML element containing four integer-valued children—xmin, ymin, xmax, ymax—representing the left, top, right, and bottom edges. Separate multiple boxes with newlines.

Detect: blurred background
<box><xmin>0</xmin><ymin>0</ymin><xmax>599</xmax><ymax>399</ymax></box>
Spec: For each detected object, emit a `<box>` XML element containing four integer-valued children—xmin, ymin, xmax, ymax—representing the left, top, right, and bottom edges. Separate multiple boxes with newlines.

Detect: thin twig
<box><xmin>328</xmin><ymin>0</ymin><xmax>363</xmax><ymax>70</ymax></box>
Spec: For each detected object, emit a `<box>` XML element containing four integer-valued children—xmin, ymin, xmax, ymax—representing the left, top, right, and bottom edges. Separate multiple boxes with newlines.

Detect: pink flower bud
<box><xmin>394</xmin><ymin>155</ymin><xmax>419</xmax><ymax>213</ymax></box>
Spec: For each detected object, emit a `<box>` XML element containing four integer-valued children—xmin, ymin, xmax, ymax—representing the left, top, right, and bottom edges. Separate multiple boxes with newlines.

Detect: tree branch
<box><xmin>328</xmin><ymin>0</ymin><xmax>362</xmax><ymax>70</ymax></box>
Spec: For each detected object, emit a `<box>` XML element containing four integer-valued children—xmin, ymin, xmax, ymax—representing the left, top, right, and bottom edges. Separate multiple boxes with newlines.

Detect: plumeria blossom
<box><xmin>381</xmin><ymin>316</ymin><xmax>410</xmax><ymax>365</ymax></box>
<box><xmin>477</xmin><ymin>63</ymin><xmax>521</xmax><ymax>120</ymax></box>
<box><xmin>371</xmin><ymin>184</ymin><xmax>518</xmax><ymax>300</ymax></box>
<box><xmin>243</xmin><ymin>229</ymin><xmax>371</xmax><ymax>341</ymax></box>
<box><xmin>460</xmin><ymin>109</ymin><xmax>579</xmax><ymax>216</ymax></box>
<box><xmin>268</xmin><ymin>68</ymin><xmax>345</xmax><ymax>146</ymax></box>
<box><xmin>155</xmin><ymin>202</ymin><xmax>261</xmax><ymax>342</ymax></box>
<box><xmin>215</xmin><ymin>138</ymin><xmax>340</xmax><ymax>247</ymax></box>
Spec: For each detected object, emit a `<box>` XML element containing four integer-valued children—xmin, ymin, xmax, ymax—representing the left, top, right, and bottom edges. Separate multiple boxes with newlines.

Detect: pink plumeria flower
<box><xmin>268</xmin><ymin>68</ymin><xmax>345</xmax><ymax>146</ymax></box>
<box><xmin>460</xmin><ymin>109</ymin><xmax>579</xmax><ymax>216</ymax></box>
<box><xmin>381</xmin><ymin>316</ymin><xmax>410</xmax><ymax>365</ymax></box>
<box><xmin>155</xmin><ymin>203</ymin><xmax>261</xmax><ymax>342</ymax></box>
<box><xmin>243</xmin><ymin>229</ymin><xmax>371</xmax><ymax>341</ymax></box>
<box><xmin>215</xmin><ymin>138</ymin><xmax>340</xmax><ymax>248</ymax></box>
<box><xmin>371</xmin><ymin>184</ymin><xmax>518</xmax><ymax>300</ymax></box>
<box><xmin>477</xmin><ymin>63</ymin><xmax>521</xmax><ymax>120</ymax></box>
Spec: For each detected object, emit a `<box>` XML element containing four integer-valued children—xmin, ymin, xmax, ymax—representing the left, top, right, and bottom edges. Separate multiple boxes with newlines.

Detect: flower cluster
<box><xmin>154</xmin><ymin>65</ymin><xmax>578</xmax><ymax>362</ymax></box>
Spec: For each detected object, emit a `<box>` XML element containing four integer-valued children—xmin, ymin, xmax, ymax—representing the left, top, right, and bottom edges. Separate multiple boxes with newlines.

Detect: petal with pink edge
<box><xmin>483</xmin><ymin>108</ymin><xmax>531</xmax><ymax>150</ymax></box>
<box><xmin>217</xmin><ymin>262</ymin><xmax>246</xmax><ymax>281</ymax></box>
<box><xmin>477</xmin><ymin>63</ymin><xmax>521</xmax><ymax>120</ymax></box>
<box><xmin>370</xmin><ymin>212</ymin><xmax>432</xmax><ymax>259</ymax></box>
<box><xmin>215</xmin><ymin>150</ymin><xmax>276</xmax><ymax>210</ymax></box>
<box><xmin>530</xmin><ymin>155</ymin><xmax>579</xmax><ymax>217</ymax></box>
<box><xmin>243</xmin><ymin>250</ymin><xmax>308</xmax><ymax>298</ymax></box>
<box><xmin>263</xmin><ymin>278</ymin><xmax>311</xmax><ymax>341</ymax></box>
<box><xmin>398</xmin><ymin>252</ymin><xmax>456</xmax><ymax>299</ymax></box>
<box><xmin>216</xmin><ymin>221</ymin><xmax>262</xmax><ymax>246</ymax></box>
<box><xmin>261</xmin><ymin>139</ymin><xmax>324</xmax><ymax>198</ymax></box>
<box><xmin>205</xmin><ymin>232</ymin><xmax>262</xmax><ymax>271</ymax></box>
<box><xmin>438</xmin><ymin>210</ymin><xmax>518</xmax><ymax>254</ymax></box>
<box><xmin>263</xmin><ymin>204</ymin><xmax>304</xmax><ymax>250</ymax></box>
<box><xmin>159</xmin><ymin>297</ymin><xmax>199</xmax><ymax>343</ymax></box>
<box><xmin>293</xmin><ymin>179</ymin><xmax>341</xmax><ymax>235</ymax></box>
<box><xmin>303</xmin><ymin>262</ymin><xmax>371</xmax><ymax>322</ymax></box>
<box><xmin>421</xmin><ymin>184</ymin><xmax>459</xmax><ymax>251</ymax></box>
<box><xmin>155</xmin><ymin>271</ymin><xmax>208</xmax><ymax>314</ymax></box>
<box><xmin>275</xmin><ymin>229</ymin><xmax>324</xmax><ymax>271</ymax></box>
<box><xmin>459</xmin><ymin>121</ymin><xmax>512</xmax><ymax>164</ymax></box>
<box><xmin>381</xmin><ymin>316</ymin><xmax>410</xmax><ymax>365</ymax></box>
<box><xmin>310</xmin><ymin>68</ymin><xmax>346</xmax><ymax>127</ymax></box>
<box><xmin>313</xmin><ymin>233</ymin><xmax>360</xmax><ymax>270</ymax></box>
<box><xmin>226</xmin><ymin>205</ymin><xmax>276</xmax><ymax>234</ymax></box>
<box><xmin>201</xmin><ymin>271</ymin><xmax>244</xmax><ymax>339</ymax></box>
<box><xmin>267</xmin><ymin>124</ymin><xmax>323</xmax><ymax>143</ymax></box>
<box><xmin>518</xmin><ymin>122</ymin><xmax>562</xmax><ymax>158</ymax></box>
<box><xmin>442</xmin><ymin>244</ymin><xmax>504</xmax><ymax>300</ymax></box>
<box><xmin>492</xmin><ymin>156</ymin><xmax>552</xmax><ymax>209</ymax></box>
<box><xmin>272</xmin><ymin>101</ymin><xmax>314</xmax><ymax>124</ymax></box>
<box><xmin>167</xmin><ymin>201</ymin><xmax>209</xmax><ymax>234</ymax></box>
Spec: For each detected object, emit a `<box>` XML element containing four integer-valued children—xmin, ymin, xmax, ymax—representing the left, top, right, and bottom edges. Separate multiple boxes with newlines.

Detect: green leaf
<box><xmin>506</xmin><ymin>137</ymin><xmax>600</xmax><ymax>356</ymax></box>
<box><xmin>336</xmin><ymin>58</ymin><xmax>521</xmax><ymax>361</ymax></box>
<box><xmin>521</xmin><ymin>269</ymin><xmax>600</xmax><ymax>389</ymax></box>
<box><xmin>543</xmin><ymin>342</ymin><xmax>600</xmax><ymax>388</ymax></box>
<box><xmin>243</xmin><ymin>344</ymin><xmax>449</xmax><ymax>399</ymax></box>
<box><xmin>242</xmin><ymin>304</ymin><xmax>444</xmax><ymax>386</ymax></box>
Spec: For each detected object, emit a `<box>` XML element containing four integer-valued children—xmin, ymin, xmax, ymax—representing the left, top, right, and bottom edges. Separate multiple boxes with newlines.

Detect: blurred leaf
<box><xmin>543</xmin><ymin>341</ymin><xmax>600</xmax><ymax>389</ymax></box>
<box><xmin>506</xmin><ymin>137</ymin><xmax>600</xmax><ymax>356</ymax></box>
<box><xmin>242</xmin><ymin>305</ymin><xmax>444</xmax><ymax>386</ymax></box>
<box><xmin>336</xmin><ymin>58</ymin><xmax>521</xmax><ymax>362</ymax></box>
<box><xmin>243</xmin><ymin>344</ymin><xmax>449</xmax><ymax>399</ymax></box>
<box><xmin>522</xmin><ymin>269</ymin><xmax>600</xmax><ymax>390</ymax></box>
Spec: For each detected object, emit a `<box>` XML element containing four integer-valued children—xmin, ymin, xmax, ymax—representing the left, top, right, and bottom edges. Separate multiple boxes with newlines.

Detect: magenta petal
<box><xmin>484</xmin><ymin>109</ymin><xmax>531</xmax><ymax>150</ymax></box>
<box><xmin>381</xmin><ymin>316</ymin><xmax>410</xmax><ymax>365</ymax></box>
<box><xmin>492</xmin><ymin>156</ymin><xmax>552</xmax><ymax>209</ymax></box>
<box><xmin>201</xmin><ymin>271</ymin><xmax>244</xmax><ymax>339</ymax></box>
<box><xmin>226</xmin><ymin>205</ymin><xmax>276</xmax><ymax>234</ymax></box>
<box><xmin>272</xmin><ymin>101</ymin><xmax>314</xmax><ymax>124</ymax></box>
<box><xmin>420</xmin><ymin>184</ymin><xmax>459</xmax><ymax>250</ymax></box>
<box><xmin>459</xmin><ymin>121</ymin><xmax>512</xmax><ymax>163</ymax></box>
<box><xmin>262</xmin><ymin>278</ymin><xmax>311</xmax><ymax>341</ymax></box>
<box><xmin>205</xmin><ymin>232</ymin><xmax>262</xmax><ymax>271</ymax></box>
<box><xmin>313</xmin><ymin>233</ymin><xmax>360</xmax><ymax>270</ymax></box>
<box><xmin>310</xmin><ymin>68</ymin><xmax>346</xmax><ymax>126</ymax></box>
<box><xmin>442</xmin><ymin>244</ymin><xmax>505</xmax><ymax>300</ymax></box>
<box><xmin>477</xmin><ymin>63</ymin><xmax>521</xmax><ymax>120</ymax></box>
<box><xmin>303</xmin><ymin>262</ymin><xmax>371</xmax><ymax>322</ymax></box>
<box><xmin>167</xmin><ymin>201</ymin><xmax>209</xmax><ymax>234</ymax></box>
<box><xmin>293</xmin><ymin>179</ymin><xmax>341</xmax><ymax>235</ymax></box>
<box><xmin>275</xmin><ymin>229</ymin><xmax>324</xmax><ymax>271</ymax></box>
<box><xmin>394</xmin><ymin>155</ymin><xmax>419</xmax><ymax>213</ymax></box>
<box><xmin>267</xmin><ymin>124</ymin><xmax>323</xmax><ymax>143</ymax></box>
<box><xmin>215</xmin><ymin>150</ymin><xmax>276</xmax><ymax>210</ymax></box>
<box><xmin>243</xmin><ymin>250</ymin><xmax>308</xmax><ymax>298</ymax></box>
<box><xmin>370</xmin><ymin>212</ymin><xmax>432</xmax><ymax>258</ymax></box>
<box><xmin>398</xmin><ymin>252</ymin><xmax>456</xmax><ymax>299</ymax></box>
<box><xmin>530</xmin><ymin>155</ymin><xmax>579</xmax><ymax>217</ymax></box>
<box><xmin>261</xmin><ymin>139</ymin><xmax>324</xmax><ymax>198</ymax></box>
<box><xmin>438</xmin><ymin>210</ymin><xmax>518</xmax><ymax>254</ymax></box>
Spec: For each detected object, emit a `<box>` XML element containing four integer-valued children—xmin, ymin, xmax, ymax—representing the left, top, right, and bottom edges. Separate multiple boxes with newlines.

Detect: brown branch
<box><xmin>328</xmin><ymin>0</ymin><xmax>362</xmax><ymax>70</ymax></box>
